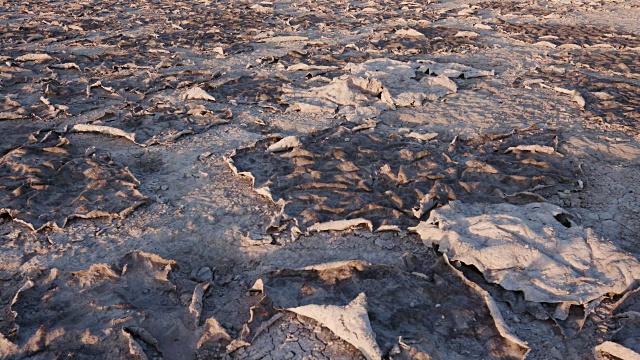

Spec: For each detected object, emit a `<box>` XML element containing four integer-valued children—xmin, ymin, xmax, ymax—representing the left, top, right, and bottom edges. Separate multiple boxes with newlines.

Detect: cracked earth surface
<box><xmin>1</xmin><ymin>0</ymin><xmax>640</xmax><ymax>359</ymax></box>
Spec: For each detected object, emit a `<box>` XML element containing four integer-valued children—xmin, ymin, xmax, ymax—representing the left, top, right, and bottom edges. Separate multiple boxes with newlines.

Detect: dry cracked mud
<box><xmin>1</xmin><ymin>0</ymin><xmax>640</xmax><ymax>359</ymax></box>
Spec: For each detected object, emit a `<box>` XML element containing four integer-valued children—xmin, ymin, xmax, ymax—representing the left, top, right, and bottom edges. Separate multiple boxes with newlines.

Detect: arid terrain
<box><xmin>1</xmin><ymin>0</ymin><xmax>640</xmax><ymax>359</ymax></box>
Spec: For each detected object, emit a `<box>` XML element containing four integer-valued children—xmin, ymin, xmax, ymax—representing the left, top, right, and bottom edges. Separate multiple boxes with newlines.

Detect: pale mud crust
<box><xmin>413</xmin><ymin>201</ymin><xmax>640</xmax><ymax>305</ymax></box>
<box><xmin>1</xmin><ymin>0</ymin><xmax>640</xmax><ymax>359</ymax></box>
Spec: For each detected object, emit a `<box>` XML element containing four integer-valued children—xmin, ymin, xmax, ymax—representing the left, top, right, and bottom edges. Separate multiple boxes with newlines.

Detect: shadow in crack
<box><xmin>229</xmin><ymin>123</ymin><xmax>581</xmax><ymax>234</ymax></box>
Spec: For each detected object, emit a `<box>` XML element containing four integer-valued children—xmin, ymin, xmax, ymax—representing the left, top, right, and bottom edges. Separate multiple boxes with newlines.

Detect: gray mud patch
<box><xmin>253</xmin><ymin>258</ymin><xmax>529</xmax><ymax>359</ymax></box>
<box><xmin>0</xmin><ymin>131</ymin><xmax>146</xmax><ymax>231</ymax></box>
<box><xmin>516</xmin><ymin>68</ymin><xmax>640</xmax><ymax>138</ymax></box>
<box><xmin>1</xmin><ymin>251</ymin><xmax>231</xmax><ymax>359</ymax></box>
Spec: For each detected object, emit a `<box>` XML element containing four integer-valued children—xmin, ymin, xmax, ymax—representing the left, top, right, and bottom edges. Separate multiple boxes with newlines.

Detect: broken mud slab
<box><xmin>0</xmin><ymin>251</ymin><xmax>231</xmax><ymax>360</ymax></box>
<box><xmin>0</xmin><ymin>131</ymin><xmax>146</xmax><ymax>231</ymax></box>
<box><xmin>411</xmin><ymin>201</ymin><xmax>640</xmax><ymax>306</ymax></box>
<box><xmin>248</xmin><ymin>257</ymin><xmax>529</xmax><ymax>359</ymax></box>
<box><xmin>229</xmin><ymin>312</ymin><xmax>366</xmax><ymax>360</ymax></box>
<box><xmin>228</xmin><ymin>123</ymin><xmax>580</xmax><ymax>235</ymax></box>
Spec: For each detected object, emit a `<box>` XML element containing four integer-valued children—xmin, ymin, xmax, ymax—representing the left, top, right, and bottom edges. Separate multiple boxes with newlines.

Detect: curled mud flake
<box><xmin>454</xmin><ymin>30</ymin><xmax>480</xmax><ymax>38</ymax></box>
<box><xmin>257</xmin><ymin>35</ymin><xmax>310</xmax><ymax>43</ymax></box>
<box><xmin>48</xmin><ymin>63</ymin><xmax>80</xmax><ymax>70</ymax></box>
<box><xmin>181</xmin><ymin>87</ymin><xmax>216</xmax><ymax>102</ymax></box>
<box><xmin>265</xmin><ymin>136</ymin><xmax>301</xmax><ymax>153</ymax></box>
<box><xmin>308</xmin><ymin>218</ymin><xmax>374</xmax><ymax>233</ymax></box>
<box><xmin>532</xmin><ymin>40</ymin><xmax>557</xmax><ymax>48</ymax></box>
<box><xmin>14</xmin><ymin>53</ymin><xmax>54</xmax><ymax>62</ymax></box>
<box><xmin>0</xmin><ymin>112</ymin><xmax>25</xmax><ymax>120</ymax></box>
<box><xmin>73</xmin><ymin>124</ymin><xmax>137</xmax><ymax>143</ymax></box>
<box><xmin>595</xmin><ymin>342</ymin><xmax>640</xmax><ymax>360</ymax></box>
<box><xmin>406</xmin><ymin>132</ymin><xmax>439</xmax><ymax>142</ymax></box>
<box><xmin>505</xmin><ymin>144</ymin><xmax>555</xmax><ymax>154</ymax></box>
<box><xmin>286</xmin><ymin>63</ymin><xmax>338</xmax><ymax>71</ymax></box>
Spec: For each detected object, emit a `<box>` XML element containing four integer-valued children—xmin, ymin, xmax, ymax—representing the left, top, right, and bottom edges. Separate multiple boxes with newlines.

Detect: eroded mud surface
<box><xmin>231</xmin><ymin>124</ymin><xmax>579</xmax><ymax>233</ymax></box>
<box><xmin>1</xmin><ymin>0</ymin><xmax>640</xmax><ymax>359</ymax></box>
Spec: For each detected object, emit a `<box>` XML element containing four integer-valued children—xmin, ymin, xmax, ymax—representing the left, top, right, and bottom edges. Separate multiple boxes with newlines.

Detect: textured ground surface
<box><xmin>1</xmin><ymin>0</ymin><xmax>640</xmax><ymax>359</ymax></box>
